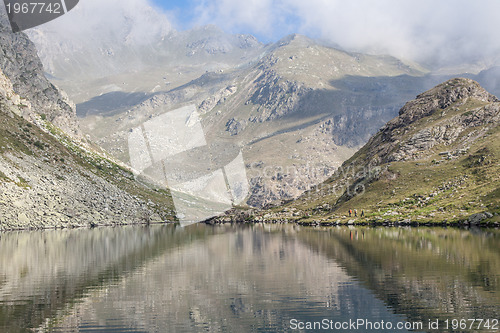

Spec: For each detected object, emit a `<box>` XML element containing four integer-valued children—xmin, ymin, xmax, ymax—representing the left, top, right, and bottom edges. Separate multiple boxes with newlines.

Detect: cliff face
<box><xmin>395</xmin><ymin>78</ymin><xmax>498</xmax><ymax>125</ymax></box>
<box><xmin>359</xmin><ymin>78</ymin><xmax>500</xmax><ymax>164</ymax></box>
<box><xmin>0</xmin><ymin>14</ymin><xmax>79</xmax><ymax>137</ymax></box>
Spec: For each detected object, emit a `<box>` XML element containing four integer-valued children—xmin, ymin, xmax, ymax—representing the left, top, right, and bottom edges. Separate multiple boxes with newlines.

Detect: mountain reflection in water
<box><xmin>0</xmin><ymin>224</ymin><xmax>498</xmax><ymax>332</ymax></box>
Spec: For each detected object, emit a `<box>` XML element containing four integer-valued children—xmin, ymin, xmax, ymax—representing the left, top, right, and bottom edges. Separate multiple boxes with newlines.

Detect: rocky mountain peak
<box><xmin>393</xmin><ymin>78</ymin><xmax>499</xmax><ymax>128</ymax></box>
<box><xmin>272</xmin><ymin>78</ymin><xmax>500</xmax><ymax>222</ymax></box>
<box><xmin>356</xmin><ymin>78</ymin><xmax>500</xmax><ymax>166</ymax></box>
<box><xmin>276</xmin><ymin>34</ymin><xmax>315</xmax><ymax>48</ymax></box>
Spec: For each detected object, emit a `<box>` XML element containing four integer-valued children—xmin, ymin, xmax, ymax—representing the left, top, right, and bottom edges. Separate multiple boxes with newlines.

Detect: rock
<box><xmin>225</xmin><ymin>118</ymin><xmax>246</xmax><ymax>135</ymax></box>
<box><xmin>17</xmin><ymin>212</ymin><xmax>29</xmax><ymax>224</ymax></box>
<box><xmin>468</xmin><ymin>213</ymin><xmax>486</xmax><ymax>224</ymax></box>
<box><xmin>366</xmin><ymin>78</ymin><xmax>500</xmax><ymax>163</ymax></box>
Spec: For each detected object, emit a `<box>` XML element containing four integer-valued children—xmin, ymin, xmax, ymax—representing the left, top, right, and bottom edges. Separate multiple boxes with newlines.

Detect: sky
<box><xmin>30</xmin><ymin>0</ymin><xmax>500</xmax><ymax>69</ymax></box>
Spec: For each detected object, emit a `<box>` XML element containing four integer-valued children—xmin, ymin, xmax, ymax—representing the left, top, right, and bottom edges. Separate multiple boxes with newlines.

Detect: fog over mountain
<box><xmin>192</xmin><ymin>0</ymin><xmax>500</xmax><ymax>70</ymax></box>
<box><xmin>31</xmin><ymin>0</ymin><xmax>172</xmax><ymax>44</ymax></box>
<box><xmin>25</xmin><ymin>0</ymin><xmax>263</xmax><ymax>104</ymax></box>
<box><xmin>27</xmin><ymin>0</ymin><xmax>500</xmax><ymax>72</ymax></box>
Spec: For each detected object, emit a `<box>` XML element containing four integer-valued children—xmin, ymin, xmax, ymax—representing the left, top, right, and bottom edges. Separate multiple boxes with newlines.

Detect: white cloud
<box><xmin>27</xmin><ymin>0</ymin><xmax>500</xmax><ymax>69</ymax></box>
<box><xmin>192</xmin><ymin>0</ymin><xmax>280</xmax><ymax>37</ymax></box>
<box><xmin>191</xmin><ymin>0</ymin><xmax>500</xmax><ymax>67</ymax></box>
<box><xmin>32</xmin><ymin>0</ymin><xmax>172</xmax><ymax>45</ymax></box>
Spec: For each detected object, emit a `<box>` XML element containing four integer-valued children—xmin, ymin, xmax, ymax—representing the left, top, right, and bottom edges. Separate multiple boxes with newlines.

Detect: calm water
<box><xmin>0</xmin><ymin>224</ymin><xmax>498</xmax><ymax>332</ymax></box>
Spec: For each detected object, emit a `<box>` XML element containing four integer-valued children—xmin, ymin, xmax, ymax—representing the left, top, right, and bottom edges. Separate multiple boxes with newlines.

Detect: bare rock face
<box><xmin>0</xmin><ymin>72</ymin><xmax>174</xmax><ymax>230</ymax></box>
<box><xmin>0</xmin><ymin>15</ymin><xmax>79</xmax><ymax>137</ymax></box>
<box><xmin>248</xmin><ymin>69</ymin><xmax>310</xmax><ymax>122</ymax></box>
<box><xmin>391</xmin><ymin>103</ymin><xmax>500</xmax><ymax>161</ymax></box>
<box><xmin>199</xmin><ymin>85</ymin><xmax>238</xmax><ymax>114</ymax></box>
<box><xmin>0</xmin><ymin>67</ymin><xmax>26</xmax><ymax>114</ymax></box>
<box><xmin>0</xmin><ymin>15</ymin><xmax>176</xmax><ymax>230</ymax></box>
<box><xmin>225</xmin><ymin>117</ymin><xmax>246</xmax><ymax>135</ymax></box>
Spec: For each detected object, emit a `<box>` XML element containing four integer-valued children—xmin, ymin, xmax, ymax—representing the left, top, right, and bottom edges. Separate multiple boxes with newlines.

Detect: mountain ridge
<box><xmin>0</xmin><ymin>28</ymin><xmax>79</xmax><ymax>137</ymax></box>
<box><xmin>73</xmin><ymin>33</ymin><xmax>431</xmax><ymax>207</ymax></box>
<box><xmin>210</xmin><ymin>78</ymin><xmax>500</xmax><ymax>225</ymax></box>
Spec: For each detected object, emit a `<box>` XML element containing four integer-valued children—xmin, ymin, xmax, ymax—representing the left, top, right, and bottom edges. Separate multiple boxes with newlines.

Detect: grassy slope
<box><xmin>330</xmin><ymin>125</ymin><xmax>499</xmax><ymax>224</ymax></box>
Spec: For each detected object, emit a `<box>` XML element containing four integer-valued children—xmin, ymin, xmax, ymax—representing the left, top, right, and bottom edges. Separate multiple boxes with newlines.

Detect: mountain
<box><xmin>28</xmin><ymin>22</ymin><xmax>264</xmax><ymax>104</ymax></box>
<box><xmin>0</xmin><ymin>22</ymin><xmax>176</xmax><ymax>231</ymax></box>
<box><xmin>93</xmin><ymin>35</ymin><xmax>434</xmax><ymax>207</ymax></box>
<box><xmin>235</xmin><ymin>78</ymin><xmax>500</xmax><ymax>225</ymax></box>
<box><xmin>34</xmin><ymin>28</ymin><xmax>440</xmax><ymax>207</ymax></box>
<box><xmin>27</xmin><ymin>6</ymin><xmax>500</xmax><ymax>209</ymax></box>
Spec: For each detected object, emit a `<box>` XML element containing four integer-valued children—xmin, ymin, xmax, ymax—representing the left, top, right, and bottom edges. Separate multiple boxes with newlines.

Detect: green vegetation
<box><xmin>41</xmin><ymin>121</ymin><xmax>177</xmax><ymax>221</ymax></box>
<box><xmin>15</xmin><ymin>175</ymin><xmax>30</xmax><ymax>189</ymax></box>
<box><xmin>33</xmin><ymin>140</ymin><xmax>45</xmax><ymax>150</ymax></box>
<box><xmin>0</xmin><ymin>170</ymin><xmax>9</xmax><ymax>181</ymax></box>
<box><xmin>288</xmin><ymin>127</ymin><xmax>499</xmax><ymax>225</ymax></box>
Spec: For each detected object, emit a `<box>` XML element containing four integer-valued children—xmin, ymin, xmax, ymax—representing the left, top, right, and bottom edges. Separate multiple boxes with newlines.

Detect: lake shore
<box><xmin>1</xmin><ymin>206</ymin><xmax>499</xmax><ymax>232</ymax></box>
<box><xmin>204</xmin><ymin>207</ymin><xmax>500</xmax><ymax>228</ymax></box>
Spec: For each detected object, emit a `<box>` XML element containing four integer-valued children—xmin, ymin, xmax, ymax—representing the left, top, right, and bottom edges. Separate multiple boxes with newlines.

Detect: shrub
<box><xmin>34</xmin><ymin>141</ymin><xmax>45</xmax><ymax>150</ymax></box>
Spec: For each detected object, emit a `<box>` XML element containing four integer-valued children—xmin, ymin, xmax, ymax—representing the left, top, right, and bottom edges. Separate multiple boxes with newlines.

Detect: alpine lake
<box><xmin>0</xmin><ymin>223</ymin><xmax>498</xmax><ymax>332</ymax></box>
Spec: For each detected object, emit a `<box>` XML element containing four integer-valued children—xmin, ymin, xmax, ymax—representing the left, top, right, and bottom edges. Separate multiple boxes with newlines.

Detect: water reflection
<box><xmin>298</xmin><ymin>227</ymin><xmax>500</xmax><ymax>330</ymax></box>
<box><xmin>0</xmin><ymin>225</ymin><xmax>213</xmax><ymax>332</ymax></box>
<box><xmin>0</xmin><ymin>225</ymin><xmax>498</xmax><ymax>332</ymax></box>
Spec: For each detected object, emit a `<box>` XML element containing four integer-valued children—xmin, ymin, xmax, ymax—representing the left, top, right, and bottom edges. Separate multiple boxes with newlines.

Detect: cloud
<box><xmin>26</xmin><ymin>0</ymin><xmax>500</xmax><ymax>69</ymax></box>
<box><xmin>32</xmin><ymin>0</ymin><xmax>173</xmax><ymax>45</ymax></box>
<box><xmin>191</xmin><ymin>0</ymin><xmax>292</xmax><ymax>40</ymax></box>
<box><xmin>191</xmin><ymin>0</ymin><xmax>500</xmax><ymax>68</ymax></box>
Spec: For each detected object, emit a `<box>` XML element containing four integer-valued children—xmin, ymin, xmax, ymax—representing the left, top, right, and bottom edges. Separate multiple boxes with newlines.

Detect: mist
<box><xmin>23</xmin><ymin>0</ymin><xmax>500</xmax><ymax>71</ymax></box>
<box><xmin>191</xmin><ymin>0</ymin><xmax>500</xmax><ymax>70</ymax></box>
<box><xmin>28</xmin><ymin>0</ymin><xmax>172</xmax><ymax>46</ymax></box>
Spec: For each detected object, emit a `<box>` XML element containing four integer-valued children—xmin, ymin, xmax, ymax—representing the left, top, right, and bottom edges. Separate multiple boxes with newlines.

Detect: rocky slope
<box><xmin>216</xmin><ymin>78</ymin><xmax>499</xmax><ymax>225</ymax></box>
<box><xmin>0</xmin><ymin>24</ymin><xmax>176</xmax><ymax>230</ymax></box>
<box><xmin>0</xmin><ymin>72</ymin><xmax>176</xmax><ymax>230</ymax></box>
<box><xmin>349</xmin><ymin>78</ymin><xmax>499</xmax><ymax>165</ymax></box>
